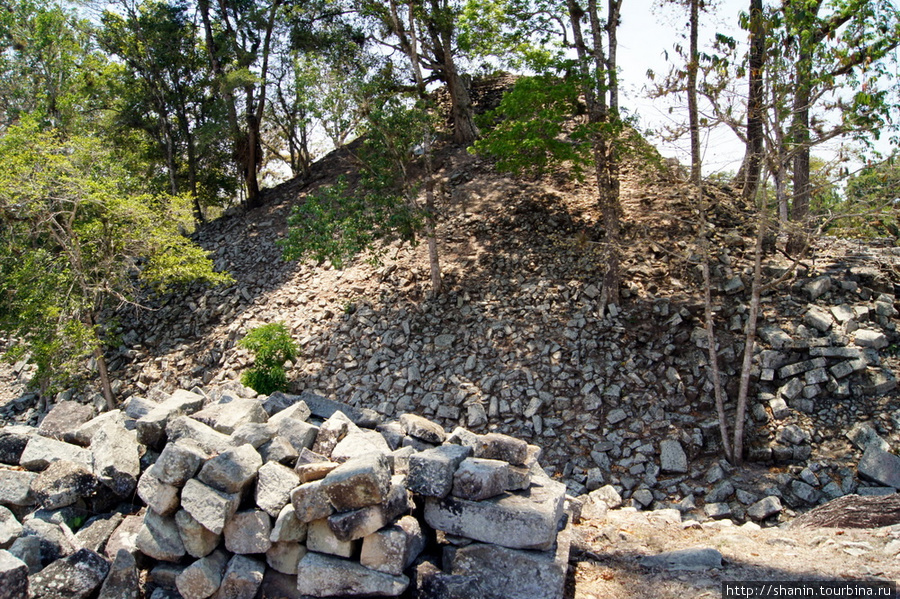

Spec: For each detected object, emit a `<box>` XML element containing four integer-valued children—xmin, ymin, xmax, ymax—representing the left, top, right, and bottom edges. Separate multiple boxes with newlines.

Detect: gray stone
<box><xmin>424</xmin><ymin>477</ymin><xmax>566</xmax><ymax>550</ymax></box>
<box><xmin>180</xmin><ymin>478</ymin><xmax>240</xmax><ymax>535</ymax></box>
<box><xmin>0</xmin><ymin>549</ymin><xmax>28</xmax><ymax>598</ymax></box>
<box><xmin>71</xmin><ymin>410</ymin><xmax>124</xmax><ymax>448</ymax></box>
<box><xmin>259</xmin><ymin>436</ymin><xmax>298</xmax><ymax>466</ymax></box>
<box><xmin>137</xmin><ymin>470</ymin><xmax>180</xmax><ymax>516</ymax></box>
<box><xmin>846</xmin><ymin>422</ymin><xmax>890</xmax><ymax>452</ymax></box>
<box><xmin>175</xmin><ymin>510</ymin><xmax>220</xmax><ymax>559</ymax></box>
<box><xmin>777</xmin><ymin>378</ymin><xmax>805</xmax><ymax>401</ymax></box>
<box><xmin>776</xmin><ymin>424</ymin><xmax>809</xmax><ymax>446</ymax></box>
<box><xmin>103</xmin><ymin>514</ymin><xmax>143</xmax><ymax>560</ymax></box>
<box><xmin>192</xmin><ymin>397</ymin><xmax>267</xmax><ymax>435</ymax></box>
<box><xmin>30</xmin><ymin>460</ymin><xmax>97</xmax><ymax>510</ymax></box>
<box><xmin>414</xmin><ymin>561</ymin><xmax>482</xmax><ymax>599</ymax></box>
<box><xmin>631</xmin><ymin>488</ymin><xmax>654</xmax><ymax>508</ymax></box>
<box><xmin>229</xmin><ymin>423</ymin><xmax>276</xmax><ymax>448</ymax></box>
<box><xmin>197</xmin><ymin>444</ymin><xmax>262</xmax><ymax>494</ymax></box>
<box><xmin>790</xmin><ymin>480</ymin><xmax>821</xmax><ymax>504</ymax></box>
<box><xmin>263</xmin><ymin>393</ymin><xmax>310</xmax><ymax>418</ymax></box>
<box><xmin>831</xmin><ymin>358</ymin><xmax>868</xmax><ymax>379</ymax></box>
<box><xmin>703</xmin><ymin>502</ymin><xmax>731</xmax><ymax>519</ymax></box>
<box><xmin>705</xmin><ymin>480</ymin><xmax>735</xmax><ymax>504</ymax></box>
<box><xmin>0</xmin><ymin>508</ymin><xmax>21</xmax><ymax>550</ymax></box>
<box><xmin>296</xmin><ymin>551</ymin><xmax>409</xmax><ymax>597</ymax></box>
<box><xmin>0</xmin><ymin>469</ymin><xmax>36</xmax><ymax>507</ymax></box>
<box><xmin>0</xmin><ymin>427</ymin><xmax>32</xmax><ymax>466</ymax></box>
<box><xmin>150</xmin><ymin>440</ymin><xmax>208</xmax><ymax>486</ymax></box>
<box><xmin>266</xmin><ymin>399</ymin><xmax>312</xmax><ymax>425</ymax></box>
<box><xmin>19</xmin><ymin>436</ymin><xmax>92</xmax><ymax>472</ymax></box>
<box><xmin>311</xmin><ymin>413</ymin><xmax>351</xmax><ymax>457</ymax></box>
<box><xmin>298</xmin><ymin>391</ymin><xmax>380</xmax><ymax>428</ymax></box>
<box><xmin>216</xmin><ymin>554</ymin><xmax>265</xmax><ymax>599</ymax></box>
<box><xmin>768</xmin><ymin>396</ymin><xmax>791</xmax><ymax>419</ymax></box>
<box><xmin>452</xmin><ymin>458</ymin><xmax>508</xmax><ymax>501</ymax></box>
<box><xmin>855</xmin><ymin>329</ymin><xmax>888</xmax><ymax>349</ymax></box>
<box><xmin>305</xmin><ymin>519</ymin><xmax>356</xmax><ymax>558</ymax></box>
<box><xmin>320</xmin><ymin>453</ymin><xmax>391</xmax><ymax>511</ymax></box>
<box><xmin>295</xmin><ymin>461</ymin><xmax>337</xmax><ymax>484</ymax></box>
<box><xmin>804</xmin><ymin>275</ymin><xmax>831</xmax><ymax>301</ymax></box>
<box><xmin>21</xmin><ymin>518</ymin><xmax>73</xmax><ymax>563</ymax></box>
<box><xmin>330</xmin><ymin>429</ymin><xmax>391</xmax><ymax>462</ymax></box>
<box><xmin>270</xmin><ymin>504</ymin><xmax>307</xmax><ymax>543</ymax></box>
<box><xmin>747</xmin><ymin>496</ymin><xmax>782</xmax><ymax>521</ymax></box>
<box><xmin>803</xmin><ymin>306</ymin><xmax>833</xmax><ymax>332</ymax></box>
<box><xmin>38</xmin><ymin>401</ymin><xmax>95</xmax><ymax>444</ymax></box>
<box><xmin>399</xmin><ymin>414</ymin><xmax>445</xmax><ymax>444</ymax></box>
<box><xmin>255</xmin><ymin>461</ymin><xmax>300</xmax><ymax>517</ymax></box>
<box><xmin>659</xmin><ymin>439</ymin><xmax>688</xmax><ymax>474</ymax></box>
<box><xmin>290</xmin><ymin>479</ymin><xmax>334</xmax><ymax>523</ymax></box>
<box><xmin>474</xmin><ymin>432</ymin><xmax>528</xmax><ymax>466</ymax></box>
<box><xmin>136</xmin><ymin>510</ymin><xmax>185</xmax><ymax>562</ymax></box>
<box><xmin>27</xmin><ymin>548</ymin><xmax>109</xmax><ymax>599</ymax></box>
<box><xmin>166</xmin><ymin>416</ymin><xmax>232</xmax><ymax>455</ymax></box>
<box><xmin>326</xmin><ymin>505</ymin><xmax>389</xmax><ymax>543</ymax></box>
<box><xmin>136</xmin><ymin>390</ymin><xmax>205</xmax><ymax>447</ymax></box>
<box><xmin>408</xmin><ymin>445</ymin><xmax>472</xmax><ymax>498</ymax></box>
<box><xmin>273</xmin><ymin>417</ymin><xmax>319</xmax><ymax>454</ymax></box>
<box><xmin>97</xmin><ymin>549</ymin><xmax>139</xmax><ymax>599</ymax></box>
<box><xmin>175</xmin><ymin>549</ymin><xmax>228</xmax><ymax>599</ymax></box>
<box><xmin>448</xmin><ymin>521</ymin><xmax>571</xmax><ymax>599</ymax></box>
<box><xmin>223</xmin><ymin>510</ymin><xmax>272</xmax><ymax>554</ymax></box>
<box><xmin>91</xmin><ymin>421</ymin><xmax>140</xmax><ymax>497</ymax></box>
<box><xmin>8</xmin><ymin>536</ymin><xmax>41</xmax><ymax>574</ymax></box>
<box><xmin>360</xmin><ymin>515</ymin><xmax>425</xmax><ymax>576</ymax></box>
<box><xmin>640</xmin><ymin>547</ymin><xmax>723</xmax><ymax>570</ymax></box>
<box><xmin>265</xmin><ymin>542</ymin><xmax>306</xmax><ymax>575</ymax></box>
<box><xmin>858</xmin><ymin>445</ymin><xmax>900</xmax><ymax>488</ymax></box>
<box><xmin>74</xmin><ymin>513</ymin><xmax>124</xmax><ymax>553</ymax></box>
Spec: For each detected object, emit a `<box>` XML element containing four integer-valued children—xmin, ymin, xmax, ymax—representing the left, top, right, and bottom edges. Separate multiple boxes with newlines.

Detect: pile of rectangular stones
<box><xmin>0</xmin><ymin>387</ymin><xmax>572</xmax><ymax>599</ymax></box>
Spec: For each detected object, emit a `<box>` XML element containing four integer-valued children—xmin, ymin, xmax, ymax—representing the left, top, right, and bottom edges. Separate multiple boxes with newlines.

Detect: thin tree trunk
<box><xmin>732</xmin><ymin>207</ymin><xmax>765</xmax><ymax>465</ymax></box>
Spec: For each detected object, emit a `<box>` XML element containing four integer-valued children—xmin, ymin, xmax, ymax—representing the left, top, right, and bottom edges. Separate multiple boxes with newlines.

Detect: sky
<box><xmin>617</xmin><ymin>0</ymin><xmax>751</xmax><ymax>175</ymax></box>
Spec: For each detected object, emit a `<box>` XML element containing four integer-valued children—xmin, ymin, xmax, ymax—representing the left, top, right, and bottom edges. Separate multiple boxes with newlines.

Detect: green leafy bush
<box><xmin>239</xmin><ymin>323</ymin><xmax>298</xmax><ymax>395</ymax></box>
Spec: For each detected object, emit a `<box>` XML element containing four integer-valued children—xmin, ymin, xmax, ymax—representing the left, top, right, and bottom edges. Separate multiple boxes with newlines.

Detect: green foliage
<box><xmin>279</xmin><ymin>97</ymin><xmax>431</xmax><ymax>268</ymax></box>
<box><xmin>472</xmin><ymin>75</ymin><xmax>593</xmax><ymax>178</ymax></box>
<box><xmin>0</xmin><ymin>121</ymin><xmax>231</xmax><ymax>396</ymax></box>
<box><xmin>828</xmin><ymin>156</ymin><xmax>900</xmax><ymax>238</ymax></box>
<box><xmin>239</xmin><ymin>323</ymin><xmax>298</xmax><ymax>395</ymax></box>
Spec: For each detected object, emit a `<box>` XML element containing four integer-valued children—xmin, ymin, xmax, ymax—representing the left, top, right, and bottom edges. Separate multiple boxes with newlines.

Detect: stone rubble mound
<box><xmin>0</xmin><ymin>385</ymin><xmax>574</xmax><ymax>599</ymax></box>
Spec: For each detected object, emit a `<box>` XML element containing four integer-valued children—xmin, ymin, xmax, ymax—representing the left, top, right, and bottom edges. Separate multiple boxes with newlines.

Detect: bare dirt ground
<box><xmin>568</xmin><ymin>509</ymin><xmax>900</xmax><ymax>599</ymax></box>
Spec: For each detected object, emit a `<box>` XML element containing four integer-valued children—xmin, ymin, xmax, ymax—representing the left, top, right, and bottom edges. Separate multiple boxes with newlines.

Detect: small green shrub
<box><xmin>239</xmin><ymin>323</ymin><xmax>298</xmax><ymax>395</ymax></box>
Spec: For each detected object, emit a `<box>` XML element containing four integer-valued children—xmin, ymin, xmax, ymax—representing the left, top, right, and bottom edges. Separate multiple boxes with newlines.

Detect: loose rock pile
<box><xmin>0</xmin><ymin>384</ymin><xmax>574</xmax><ymax>598</ymax></box>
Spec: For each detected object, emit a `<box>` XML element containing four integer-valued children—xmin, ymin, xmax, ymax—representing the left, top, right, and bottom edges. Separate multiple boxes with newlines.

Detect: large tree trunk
<box><xmin>445</xmin><ymin>66</ymin><xmax>478</xmax><ymax>144</ymax></box>
<box><xmin>790</xmin><ymin>494</ymin><xmax>900</xmax><ymax>529</ymax></box>
<box><xmin>687</xmin><ymin>0</ymin><xmax>701</xmax><ymax>185</ymax></box>
<box><xmin>742</xmin><ymin>0</ymin><xmax>765</xmax><ymax>201</ymax></box>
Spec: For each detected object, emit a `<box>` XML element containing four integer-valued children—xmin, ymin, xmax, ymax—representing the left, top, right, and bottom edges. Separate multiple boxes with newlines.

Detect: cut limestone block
<box><xmin>265</xmin><ymin>541</ymin><xmax>306</xmax><ymax>575</ymax></box>
<box><xmin>255</xmin><ymin>462</ymin><xmax>300</xmax><ymax>517</ymax></box>
<box><xmin>223</xmin><ymin>510</ymin><xmax>272</xmax><ymax>555</ymax></box>
<box><xmin>175</xmin><ymin>510</ymin><xmax>220</xmax><ymax>559</ymax></box>
<box><xmin>399</xmin><ymin>414</ymin><xmax>445</xmax><ymax>444</ymax></box>
<box><xmin>136</xmin><ymin>510</ymin><xmax>185</xmax><ymax>562</ymax></box>
<box><xmin>216</xmin><ymin>554</ymin><xmax>265</xmax><ymax>599</ymax></box>
<box><xmin>452</xmin><ymin>458</ymin><xmax>508</xmax><ymax>501</ymax></box>
<box><xmin>197</xmin><ymin>444</ymin><xmax>262</xmax><ymax>494</ymax></box>
<box><xmin>474</xmin><ymin>433</ymin><xmax>528</xmax><ymax>466</ymax></box>
<box><xmin>136</xmin><ymin>390</ymin><xmax>205</xmax><ymax>447</ymax></box>
<box><xmin>290</xmin><ymin>479</ymin><xmax>335</xmax><ymax>524</ymax></box>
<box><xmin>175</xmin><ymin>549</ymin><xmax>228</xmax><ymax>599</ymax></box>
<box><xmin>424</xmin><ymin>478</ymin><xmax>566</xmax><ymax>550</ymax></box>
<box><xmin>0</xmin><ymin>508</ymin><xmax>22</xmax><ymax>550</ymax></box>
<box><xmin>180</xmin><ymin>479</ymin><xmax>240</xmax><ymax>535</ymax></box>
<box><xmin>19</xmin><ymin>436</ymin><xmax>93</xmax><ymax>472</ymax></box>
<box><xmin>192</xmin><ymin>397</ymin><xmax>268</xmax><ymax>436</ymax></box>
<box><xmin>320</xmin><ymin>454</ymin><xmax>391</xmax><ymax>511</ymax></box>
<box><xmin>0</xmin><ymin>469</ymin><xmax>37</xmax><ymax>507</ymax></box>
<box><xmin>136</xmin><ymin>470</ymin><xmax>180</xmax><ymax>517</ymax></box>
<box><xmin>407</xmin><ymin>445</ymin><xmax>471</xmax><ymax>498</ymax></box>
<box><xmin>91</xmin><ymin>421</ymin><xmax>141</xmax><ymax>497</ymax></box>
<box><xmin>330</xmin><ymin>430</ymin><xmax>392</xmax><ymax>462</ymax></box>
<box><xmin>858</xmin><ymin>445</ymin><xmax>900</xmax><ymax>488</ymax></box>
<box><xmin>306</xmin><ymin>519</ymin><xmax>356</xmax><ymax>559</ymax></box>
<box><xmin>30</xmin><ymin>460</ymin><xmax>98</xmax><ymax>510</ymax></box>
<box><xmin>447</xmin><ymin>518</ymin><xmax>572</xmax><ymax>599</ymax></box>
<box><xmin>360</xmin><ymin>515</ymin><xmax>425</xmax><ymax>576</ymax></box>
<box><xmin>270</xmin><ymin>504</ymin><xmax>307</xmax><ymax>543</ymax></box>
<box><xmin>97</xmin><ymin>549</ymin><xmax>139</xmax><ymax>599</ymax></box>
<box><xmin>165</xmin><ymin>417</ymin><xmax>232</xmax><ymax>455</ymax></box>
<box><xmin>27</xmin><ymin>548</ymin><xmax>110</xmax><ymax>599</ymax></box>
<box><xmin>149</xmin><ymin>440</ymin><xmax>208</xmax><ymax>487</ymax></box>
<box><xmin>295</xmin><ymin>551</ymin><xmax>409</xmax><ymax>597</ymax></box>
<box><xmin>37</xmin><ymin>401</ymin><xmax>94</xmax><ymax>444</ymax></box>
